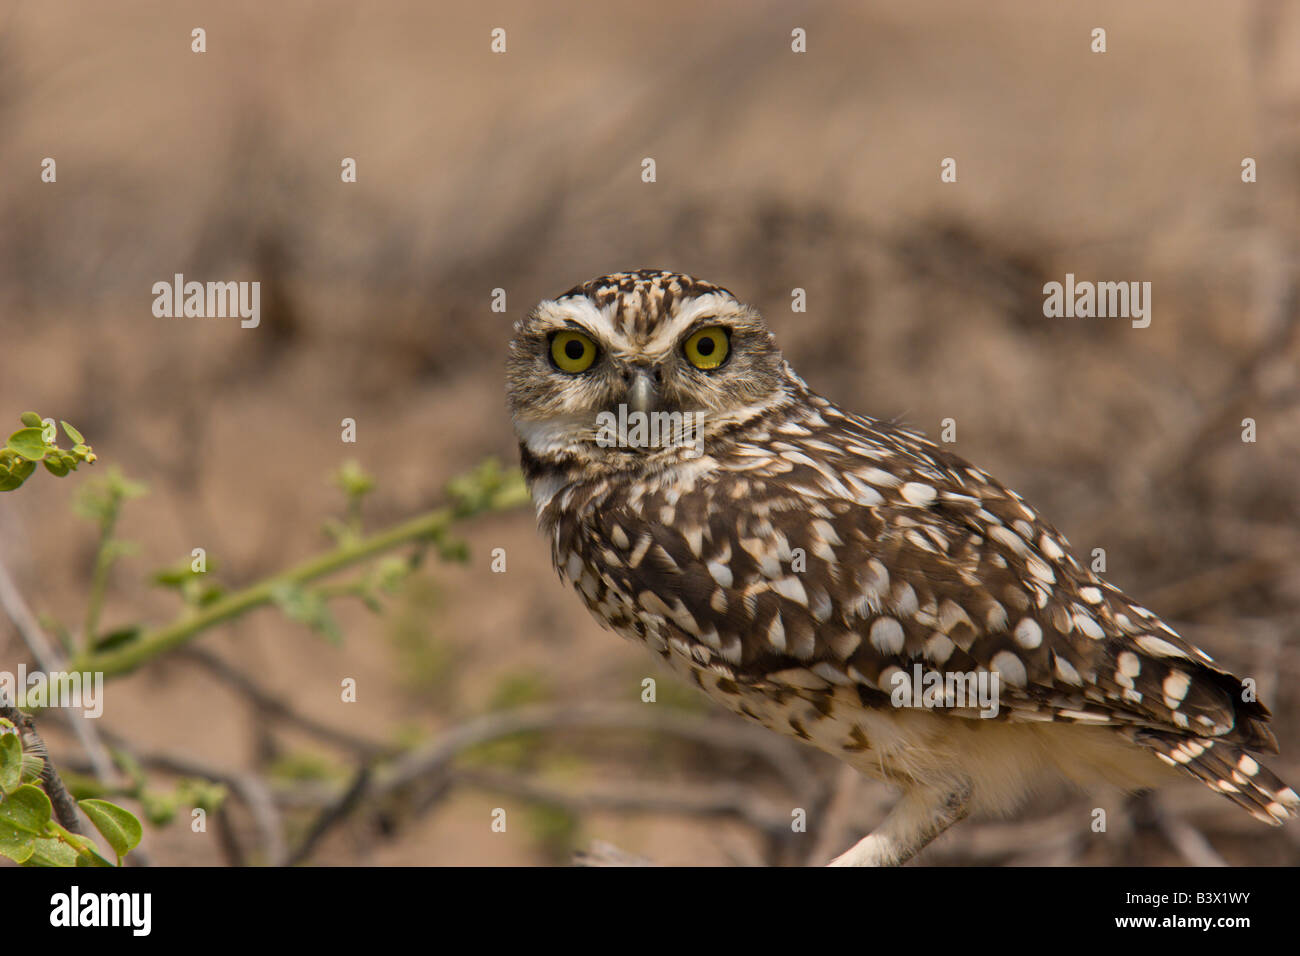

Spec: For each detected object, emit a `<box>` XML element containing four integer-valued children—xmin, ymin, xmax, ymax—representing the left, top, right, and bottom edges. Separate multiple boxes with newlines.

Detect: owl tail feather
<box><xmin>1129</xmin><ymin>729</ymin><xmax>1299</xmax><ymax>826</ymax></box>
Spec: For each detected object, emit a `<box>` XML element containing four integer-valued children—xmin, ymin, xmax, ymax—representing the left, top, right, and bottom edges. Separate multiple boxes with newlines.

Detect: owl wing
<box><xmin>558</xmin><ymin>405</ymin><xmax>1299</xmax><ymax>822</ymax></box>
<box><xmin>570</xmin><ymin>411</ymin><xmax>1274</xmax><ymax>752</ymax></box>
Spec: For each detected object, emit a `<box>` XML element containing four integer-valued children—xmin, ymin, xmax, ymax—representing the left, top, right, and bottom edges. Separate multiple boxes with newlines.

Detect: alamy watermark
<box><xmin>595</xmin><ymin>404</ymin><xmax>705</xmax><ymax>459</ymax></box>
<box><xmin>152</xmin><ymin>274</ymin><xmax>260</xmax><ymax>328</ymax></box>
<box><xmin>1042</xmin><ymin>273</ymin><xmax>1151</xmax><ymax>328</ymax></box>
<box><xmin>889</xmin><ymin>663</ymin><xmax>1001</xmax><ymax>718</ymax></box>
<box><xmin>0</xmin><ymin>665</ymin><xmax>103</xmax><ymax>718</ymax></box>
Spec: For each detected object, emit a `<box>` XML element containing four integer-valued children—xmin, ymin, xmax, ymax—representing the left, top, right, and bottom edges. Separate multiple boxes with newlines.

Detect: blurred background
<box><xmin>1</xmin><ymin>0</ymin><xmax>1299</xmax><ymax>865</ymax></box>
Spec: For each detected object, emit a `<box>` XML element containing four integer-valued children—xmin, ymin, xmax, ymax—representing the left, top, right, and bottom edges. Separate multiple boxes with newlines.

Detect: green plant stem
<box><xmin>71</xmin><ymin>479</ymin><xmax>529</xmax><ymax>679</ymax></box>
<box><xmin>81</xmin><ymin>508</ymin><xmax>119</xmax><ymax>649</ymax></box>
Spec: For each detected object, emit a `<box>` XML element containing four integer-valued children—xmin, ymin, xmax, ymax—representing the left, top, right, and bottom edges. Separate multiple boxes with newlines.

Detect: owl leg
<box><xmin>827</xmin><ymin>779</ymin><xmax>972</xmax><ymax>867</ymax></box>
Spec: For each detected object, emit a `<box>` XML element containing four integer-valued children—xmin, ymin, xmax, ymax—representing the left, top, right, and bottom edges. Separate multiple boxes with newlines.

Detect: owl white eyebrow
<box><xmin>534</xmin><ymin>296</ymin><xmax>609</xmax><ymax>337</ymax></box>
<box><xmin>678</xmin><ymin>317</ymin><xmax>733</xmax><ymax>343</ymax></box>
<box><xmin>639</xmin><ymin>293</ymin><xmax>738</xmax><ymax>357</ymax></box>
<box><xmin>558</xmin><ymin>319</ymin><xmax>599</xmax><ymax>337</ymax></box>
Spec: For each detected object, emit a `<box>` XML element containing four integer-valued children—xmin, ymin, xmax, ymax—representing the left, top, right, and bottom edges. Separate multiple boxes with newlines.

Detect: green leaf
<box><xmin>51</xmin><ymin>825</ymin><xmax>111</xmax><ymax>866</ymax></box>
<box><xmin>176</xmin><ymin>778</ymin><xmax>227</xmax><ymax>813</ymax></box>
<box><xmin>75</xmin><ymin>846</ymin><xmax>116</xmax><ymax>867</ymax></box>
<box><xmin>0</xmin><ymin>733</ymin><xmax>23</xmax><ymax>793</ymax></box>
<box><xmin>0</xmin><ymin>840</ymin><xmax>35</xmax><ymax>863</ymax></box>
<box><xmin>19</xmin><ymin>753</ymin><xmax>46</xmax><ymax>785</ymax></box>
<box><xmin>139</xmin><ymin>790</ymin><xmax>177</xmax><ymax>826</ymax></box>
<box><xmin>91</xmin><ymin>626</ymin><xmax>142</xmax><ymax>652</ymax></box>
<box><xmin>0</xmin><ymin>784</ymin><xmax>54</xmax><ymax>862</ymax></box>
<box><xmin>152</xmin><ymin>566</ymin><xmax>190</xmax><ymax>587</ymax></box>
<box><xmin>19</xmin><ymin>412</ymin><xmax>42</xmax><ymax>428</ymax></box>
<box><xmin>194</xmin><ymin>583</ymin><xmax>225</xmax><ymax>607</ymax></box>
<box><xmin>43</xmin><ymin>457</ymin><xmax>70</xmax><ymax>477</ymax></box>
<box><xmin>433</xmin><ymin>534</ymin><xmax>470</xmax><ymax>564</ymax></box>
<box><xmin>74</xmin><ymin>468</ymin><xmax>148</xmax><ymax>520</ymax></box>
<box><xmin>375</xmin><ymin>556</ymin><xmax>411</xmax><ymax>592</ymax></box>
<box><xmin>25</xmin><ymin>835</ymin><xmax>79</xmax><ymax>867</ymax></box>
<box><xmin>78</xmin><ymin>798</ymin><xmax>142</xmax><ymax>859</ymax></box>
<box><xmin>152</xmin><ymin>555</ymin><xmax>218</xmax><ymax>589</ymax></box>
<box><xmin>60</xmin><ymin>421</ymin><xmax>84</xmax><ymax>444</ymax></box>
<box><xmin>5</xmin><ymin>428</ymin><xmax>48</xmax><ymax>462</ymax></box>
<box><xmin>0</xmin><ymin>841</ymin><xmax>35</xmax><ymax>864</ymax></box>
<box><xmin>271</xmin><ymin>583</ymin><xmax>344</xmax><ymax>645</ymax></box>
<box><xmin>332</xmin><ymin>460</ymin><xmax>375</xmax><ymax>498</ymax></box>
<box><xmin>0</xmin><ymin>458</ymin><xmax>36</xmax><ymax>491</ymax></box>
<box><xmin>103</xmin><ymin>540</ymin><xmax>139</xmax><ymax>561</ymax></box>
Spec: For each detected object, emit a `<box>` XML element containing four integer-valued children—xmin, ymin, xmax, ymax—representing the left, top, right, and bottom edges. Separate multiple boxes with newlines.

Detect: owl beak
<box><xmin>625</xmin><ymin>367</ymin><xmax>659</xmax><ymax>415</ymax></box>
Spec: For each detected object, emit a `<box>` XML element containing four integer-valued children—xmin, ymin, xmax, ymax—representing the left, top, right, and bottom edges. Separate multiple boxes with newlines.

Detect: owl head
<box><xmin>507</xmin><ymin>270</ymin><xmax>794</xmax><ymax>467</ymax></box>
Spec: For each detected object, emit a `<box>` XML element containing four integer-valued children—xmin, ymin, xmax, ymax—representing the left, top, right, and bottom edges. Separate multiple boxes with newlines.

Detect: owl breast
<box><xmin>534</xmin><ymin>430</ymin><xmax>921</xmax><ymax>776</ymax></box>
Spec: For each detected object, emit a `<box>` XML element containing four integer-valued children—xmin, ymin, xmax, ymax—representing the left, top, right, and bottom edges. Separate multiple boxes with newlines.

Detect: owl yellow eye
<box><xmin>550</xmin><ymin>330</ymin><xmax>598</xmax><ymax>373</ymax></box>
<box><xmin>683</xmin><ymin>326</ymin><xmax>730</xmax><ymax>370</ymax></box>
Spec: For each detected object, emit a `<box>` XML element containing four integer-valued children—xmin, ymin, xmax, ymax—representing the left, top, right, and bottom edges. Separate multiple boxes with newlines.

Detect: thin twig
<box><xmin>96</xmin><ymin>731</ymin><xmax>288</xmax><ymax>866</ymax></box>
<box><xmin>574</xmin><ymin>840</ymin><xmax>654</xmax><ymax>867</ymax></box>
<box><xmin>806</xmin><ymin>763</ymin><xmax>865</xmax><ymax>865</ymax></box>
<box><xmin>70</xmin><ymin>476</ymin><xmax>530</xmax><ymax>678</ymax></box>
<box><xmin>0</xmin><ymin>555</ymin><xmax>64</xmax><ymax>672</ymax></box>
<box><xmin>81</xmin><ymin>506</ymin><xmax>120</xmax><ymax>651</ymax></box>
<box><xmin>286</xmin><ymin>763</ymin><xmax>372</xmax><ymax>866</ymax></box>
<box><xmin>0</xmin><ymin>554</ymin><xmax>116</xmax><ymax>782</ymax></box>
<box><xmin>1149</xmin><ymin>797</ymin><xmax>1230</xmax><ymax>868</ymax></box>
<box><xmin>455</xmin><ymin>767</ymin><xmax>794</xmax><ymax>835</ymax></box>
<box><xmin>213</xmin><ymin>803</ymin><xmax>248</xmax><ymax>867</ymax></box>
<box><xmin>178</xmin><ymin>646</ymin><xmax>390</xmax><ymax>758</ymax></box>
<box><xmin>0</xmin><ymin>698</ymin><xmax>83</xmax><ymax>834</ymax></box>
<box><xmin>382</xmin><ymin>702</ymin><xmax>821</xmax><ymax>804</ymax></box>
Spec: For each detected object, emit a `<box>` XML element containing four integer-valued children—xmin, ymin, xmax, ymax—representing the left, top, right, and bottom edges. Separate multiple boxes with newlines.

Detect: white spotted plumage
<box><xmin>508</xmin><ymin>270</ymin><xmax>1298</xmax><ymax>864</ymax></box>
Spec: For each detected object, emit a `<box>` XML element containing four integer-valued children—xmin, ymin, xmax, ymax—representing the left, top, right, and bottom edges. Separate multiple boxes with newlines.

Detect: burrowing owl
<box><xmin>506</xmin><ymin>269</ymin><xmax>1297</xmax><ymax>865</ymax></box>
